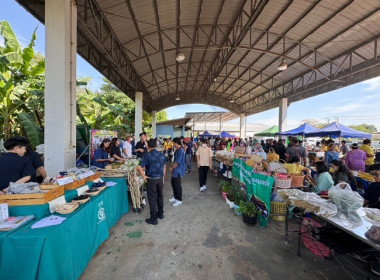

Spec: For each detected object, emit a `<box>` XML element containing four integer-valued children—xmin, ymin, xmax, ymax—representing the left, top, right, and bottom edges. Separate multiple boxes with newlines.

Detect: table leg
<box><xmin>297</xmin><ymin>213</ymin><xmax>302</xmax><ymax>257</ymax></box>
<box><xmin>284</xmin><ymin>206</ymin><xmax>289</xmax><ymax>244</ymax></box>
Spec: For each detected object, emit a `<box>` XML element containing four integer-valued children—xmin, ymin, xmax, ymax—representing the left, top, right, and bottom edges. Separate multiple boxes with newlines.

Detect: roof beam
<box><xmin>199</xmin><ymin>0</ymin><xmax>269</xmax><ymax>93</ymax></box>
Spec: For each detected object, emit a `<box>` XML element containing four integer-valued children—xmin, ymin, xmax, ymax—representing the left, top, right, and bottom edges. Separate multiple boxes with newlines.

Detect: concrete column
<box><xmin>219</xmin><ymin>115</ymin><xmax>222</xmax><ymax>134</ymax></box>
<box><xmin>44</xmin><ymin>0</ymin><xmax>77</xmax><ymax>176</ymax></box>
<box><xmin>279</xmin><ymin>98</ymin><xmax>288</xmax><ymax>135</ymax></box>
<box><xmin>240</xmin><ymin>113</ymin><xmax>246</xmax><ymax>138</ymax></box>
<box><xmin>135</xmin><ymin>91</ymin><xmax>143</xmax><ymax>137</ymax></box>
<box><xmin>151</xmin><ymin>110</ymin><xmax>156</xmax><ymax>138</ymax></box>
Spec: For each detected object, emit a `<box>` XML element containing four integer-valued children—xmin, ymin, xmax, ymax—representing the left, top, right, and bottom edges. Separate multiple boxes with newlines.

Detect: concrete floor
<box><xmin>81</xmin><ymin>166</ymin><xmax>379</xmax><ymax>280</ymax></box>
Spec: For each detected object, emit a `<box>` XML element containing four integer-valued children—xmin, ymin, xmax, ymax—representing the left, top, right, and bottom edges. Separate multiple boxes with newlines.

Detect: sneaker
<box><xmin>145</xmin><ymin>218</ymin><xmax>158</xmax><ymax>225</ymax></box>
<box><xmin>169</xmin><ymin>197</ymin><xmax>176</xmax><ymax>203</ymax></box>
<box><xmin>200</xmin><ymin>187</ymin><xmax>204</xmax><ymax>192</ymax></box>
<box><xmin>186</xmin><ymin>170</ymin><xmax>190</xmax><ymax>174</ymax></box>
<box><xmin>157</xmin><ymin>214</ymin><xmax>164</xmax><ymax>219</ymax></box>
<box><xmin>371</xmin><ymin>262</ymin><xmax>380</xmax><ymax>276</ymax></box>
<box><xmin>203</xmin><ymin>185</ymin><xmax>207</xmax><ymax>190</ymax></box>
<box><xmin>173</xmin><ymin>200</ymin><xmax>183</xmax><ymax>207</ymax></box>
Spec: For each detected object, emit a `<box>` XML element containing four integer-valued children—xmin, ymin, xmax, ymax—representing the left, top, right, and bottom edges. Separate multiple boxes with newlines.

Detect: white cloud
<box><xmin>362</xmin><ymin>76</ymin><xmax>380</xmax><ymax>92</ymax></box>
<box><xmin>320</xmin><ymin>103</ymin><xmax>361</xmax><ymax>114</ymax></box>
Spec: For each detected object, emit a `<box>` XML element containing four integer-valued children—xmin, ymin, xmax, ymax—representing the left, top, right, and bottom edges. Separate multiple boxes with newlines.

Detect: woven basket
<box><xmin>72</xmin><ymin>196</ymin><xmax>90</xmax><ymax>204</ymax></box>
<box><xmin>267</xmin><ymin>148</ymin><xmax>279</xmax><ymax>162</ymax></box>
<box><xmin>290</xmin><ymin>173</ymin><xmax>305</xmax><ymax>187</ymax></box>
<box><xmin>85</xmin><ymin>189</ymin><xmax>101</xmax><ymax>196</ymax></box>
<box><xmin>270</xmin><ymin>201</ymin><xmax>287</xmax><ymax>222</ymax></box>
<box><xmin>274</xmin><ymin>167</ymin><xmax>292</xmax><ymax>188</ymax></box>
<box><xmin>55</xmin><ymin>202</ymin><xmax>79</xmax><ymax>215</ymax></box>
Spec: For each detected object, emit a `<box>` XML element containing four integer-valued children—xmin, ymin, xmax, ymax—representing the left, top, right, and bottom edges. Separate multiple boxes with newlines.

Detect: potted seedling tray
<box><xmin>0</xmin><ymin>186</ymin><xmax>64</xmax><ymax>206</ymax></box>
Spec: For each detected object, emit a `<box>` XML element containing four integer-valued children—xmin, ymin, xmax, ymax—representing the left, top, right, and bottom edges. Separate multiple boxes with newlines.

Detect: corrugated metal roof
<box><xmin>16</xmin><ymin>0</ymin><xmax>380</xmax><ymax>115</ymax></box>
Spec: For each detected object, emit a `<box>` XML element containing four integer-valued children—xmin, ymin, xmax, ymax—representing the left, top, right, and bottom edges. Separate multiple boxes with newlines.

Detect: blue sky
<box><xmin>2</xmin><ymin>0</ymin><xmax>380</xmax><ymax>130</ymax></box>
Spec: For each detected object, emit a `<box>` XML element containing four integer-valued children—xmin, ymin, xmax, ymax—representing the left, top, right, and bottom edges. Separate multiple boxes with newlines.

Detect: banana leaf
<box><xmin>17</xmin><ymin>112</ymin><xmax>44</xmax><ymax>148</ymax></box>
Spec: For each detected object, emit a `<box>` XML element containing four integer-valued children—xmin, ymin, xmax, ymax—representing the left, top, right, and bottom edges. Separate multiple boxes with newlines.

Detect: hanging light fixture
<box><xmin>277</xmin><ymin>58</ymin><xmax>287</xmax><ymax>71</ymax></box>
<box><xmin>176</xmin><ymin>52</ymin><xmax>185</xmax><ymax>62</ymax></box>
<box><xmin>229</xmin><ymin>98</ymin><xmax>235</xmax><ymax>103</ymax></box>
<box><xmin>175</xmin><ymin>94</ymin><xmax>180</xmax><ymax>101</ymax></box>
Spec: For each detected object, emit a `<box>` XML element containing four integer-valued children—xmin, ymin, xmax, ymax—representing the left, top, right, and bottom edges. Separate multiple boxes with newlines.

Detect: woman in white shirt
<box><xmin>196</xmin><ymin>139</ymin><xmax>213</xmax><ymax>192</ymax></box>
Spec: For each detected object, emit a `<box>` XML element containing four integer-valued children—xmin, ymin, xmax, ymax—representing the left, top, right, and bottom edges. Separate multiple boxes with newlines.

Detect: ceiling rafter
<box><xmin>190</xmin><ymin>0</ymin><xmax>227</xmax><ymax>92</ymax></box>
<box><xmin>199</xmin><ymin>0</ymin><xmax>268</xmax><ymax>93</ymax></box>
<box><xmin>236</xmin><ymin>0</ymin><xmax>357</xmax><ymax>102</ymax></box>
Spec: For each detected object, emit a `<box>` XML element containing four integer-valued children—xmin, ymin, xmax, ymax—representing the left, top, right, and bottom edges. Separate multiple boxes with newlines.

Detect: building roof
<box><xmin>185</xmin><ymin>112</ymin><xmax>238</xmax><ymax>124</ymax></box>
<box><xmin>155</xmin><ymin>117</ymin><xmax>191</xmax><ymax>127</ymax></box>
<box><xmin>17</xmin><ymin>0</ymin><xmax>380</xmax><ymax>116</ymax></box>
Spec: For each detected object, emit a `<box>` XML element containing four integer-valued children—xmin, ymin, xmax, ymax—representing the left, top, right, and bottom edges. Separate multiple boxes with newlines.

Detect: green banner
<box><xmin>232</xmin><ymin>158</ymin><xmax>274</xmax><ymax>227</ymax></box>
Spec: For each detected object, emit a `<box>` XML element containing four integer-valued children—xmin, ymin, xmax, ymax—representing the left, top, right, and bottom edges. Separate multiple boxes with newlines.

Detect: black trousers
<box><xmin>171</xmin><ymin>175</ymin><xmax>182</xmax><ymax>201</ymax></box>
<box><xmin>147</xmin><ymin>177</ymin><xmax>164</xmax><ymax>221</ymax></box>
<box><xmin>198</xmin><ymin>166</ymin><xmax>209</xmax><ymax>188</ymax></box>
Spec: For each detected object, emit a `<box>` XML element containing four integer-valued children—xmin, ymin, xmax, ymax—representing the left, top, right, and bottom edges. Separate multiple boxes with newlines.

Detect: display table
<box><xmin>8</xmin><ymin>178</ymin><xmax>127</xmax><ymax>223</ymax></box>
<box><xmin>0</xmin><ymin>177</ymin><xmax>128</xmax><ymax>280</ymax></box>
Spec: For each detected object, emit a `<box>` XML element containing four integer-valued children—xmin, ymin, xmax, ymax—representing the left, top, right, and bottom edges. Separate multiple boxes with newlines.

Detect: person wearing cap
<box><xmin>169</xmin><ymin>137</ymin><xmax>186</xmax><ymax>207</ymax></box>
<box><xmin>345</xmin><ymin>143</ymin><xmax>366</xmax><ymax>172</ymax></box>
<box><xmin>137</xmin><ymin>139</ymin><xmax>166</xmax><ymax>225</ymax></box>
<box><xmin>360</xmin><ymin>139</ymin><xmax>375</xmax><ymax>172</ymax></box>
<box><xmin>135</xmin><ymin>132</ymin><xmax>148</xmax><ymax>159</ymax></box>
<box><xmin>123</xmin><ymin>134</ymin><xmax>132</xmax><ymax>158</ymax></box>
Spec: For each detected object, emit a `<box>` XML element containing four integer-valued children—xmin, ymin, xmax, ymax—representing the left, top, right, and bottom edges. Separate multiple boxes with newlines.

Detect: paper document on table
<box><xmin>31</xmin><ymin>215</ymin><xmax>66</xmax><ymax>229</ymax></box>
<box><xmin>48</xmin><ymin>195</ymin><xmax>67</xmax><ymax>213</ymax></box>
<box><xmin>106</xmin><ymin>181</ymin><xmax>117</xmax><ymax>187</ymax></box>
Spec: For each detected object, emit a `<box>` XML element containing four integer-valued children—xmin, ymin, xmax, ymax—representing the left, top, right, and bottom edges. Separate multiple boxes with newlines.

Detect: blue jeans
<box><xmin>185</xmin><ymin>154</ymin><xmax>192</xmax><ymax>171</ymax></box>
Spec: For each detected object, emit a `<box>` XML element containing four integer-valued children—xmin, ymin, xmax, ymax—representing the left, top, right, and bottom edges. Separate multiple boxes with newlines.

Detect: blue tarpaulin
<box><xmin>219</xmin><ymin>131</ymin><xmax>235</xmax><ymax>138</ymax></box>
<box><xmin>304</xmin><ymin>122</ymin><xmax>371</xmax><ymax>138</ymax></box>
<box><xmin>199</xmin><ymin>130</ymin><xmax>215</xmax><ymax>137</ymax></box>
<box><xmin>276</xmin><ymin>123</ymin><xmax>318</xmax><ymax>136</ymax></box>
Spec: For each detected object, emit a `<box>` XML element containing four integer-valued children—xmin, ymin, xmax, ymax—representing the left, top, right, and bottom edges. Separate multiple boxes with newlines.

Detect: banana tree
<box><xmin>0</xmin><ymin>21</ymin><xmax>45</xmax><ymax>144</ymax></box>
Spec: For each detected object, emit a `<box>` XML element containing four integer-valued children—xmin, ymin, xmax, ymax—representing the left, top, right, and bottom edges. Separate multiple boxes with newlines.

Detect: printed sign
<box><xmin>232</xmin><ymin>158</ymin><xmax>274</xmax><ymax>228</ymax></box>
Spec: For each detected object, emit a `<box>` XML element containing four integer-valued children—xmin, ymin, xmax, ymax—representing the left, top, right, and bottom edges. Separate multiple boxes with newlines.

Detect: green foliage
<box><xmin>348</xmin><ymin>124</ymin><xmax>377</xmax><ymax>133</ymax></box>
<box><xmin>237</xmin><ymin>200</ymin><xmax>261</xmax><ymax>217</ymax></box>
<box><xmin>17</xmin><ymin>112</ymin><xmax>43</xmax><ymax>148</ymax></box>
<box><xmin>218</xmin><ymin>180</ymin><xmax>234</xmax><ymax>193</ymax></box>
<box><xmin>233</xmin><ymin>186</ymin><xmax>245</xmax><ymax>205</ymax></box>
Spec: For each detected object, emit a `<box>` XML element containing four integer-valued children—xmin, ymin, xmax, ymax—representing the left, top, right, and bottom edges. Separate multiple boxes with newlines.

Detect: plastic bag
<box><xmin>328</xmin><ymin>183</ymin><xmax>363</xmax><ymax>212</ymax></box>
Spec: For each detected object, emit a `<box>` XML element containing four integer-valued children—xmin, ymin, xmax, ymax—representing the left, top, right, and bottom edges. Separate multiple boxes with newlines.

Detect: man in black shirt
<box><xmin>274</xmin><ymin>139</ymin><xmax>287</xmax><ymax>161</ymax></box>
<box><xmin>0</xmin><ymin>136</ymin><xmax>34</xmax><ymax>193</ymax></box>
<box><xmin>135</xmin><ymin>132</ymin><xmax>148</xmax><ymax>159</ymax></box>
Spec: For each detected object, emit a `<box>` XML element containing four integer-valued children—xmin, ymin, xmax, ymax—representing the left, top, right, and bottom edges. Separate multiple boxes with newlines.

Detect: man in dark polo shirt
<box><xmin>137</xmin><ymin>139</ymin><xmax>166</xmax><ymax>225</ymax></box>
<box><xmin>0</xmin><ymin>136</ymin><xmax>34</xmax><ymax>194</ymax></box>
<box><xmin>135</xmin><ymin>132</ymin><xmax>148</xmax><ymax>159</ymax></box>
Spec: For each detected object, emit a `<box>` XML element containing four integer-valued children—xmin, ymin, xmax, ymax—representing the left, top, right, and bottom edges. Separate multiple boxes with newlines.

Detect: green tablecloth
<box><xmin>0</xmin><ymin>178</ymin><xmax>128</xmax><ymax>280</ymax></box>
<box><xmin>8</xmin><ymin>178</ymin><xmax>128</xmax><ymax>221</ymax></box>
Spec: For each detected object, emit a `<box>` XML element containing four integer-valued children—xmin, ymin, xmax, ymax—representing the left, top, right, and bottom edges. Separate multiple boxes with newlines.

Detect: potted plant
<box><xmin>218</xmin><ymin>180</ymin><xmax>233</xmax><ymax>200</ymax></box>
<box><xmin>226</xmin><ymin>189</ymin><xmax>235</xmax><ymax>208</ymax></box>
<box><xmin>238</xmin><ymin>200</ymin><xmax>261</xmax><ymax>226</ymax></box>
<box><xmin>233</xmin><ymin>188</ymin><xmax>244</xmax><ymax>215</ymax></box>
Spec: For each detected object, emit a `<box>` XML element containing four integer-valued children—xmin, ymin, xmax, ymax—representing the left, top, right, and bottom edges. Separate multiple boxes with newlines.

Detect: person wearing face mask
<box><xmin>196</xmin><ymin>139</ymin><xmax>213</xmax><ymax>192</ymax></box>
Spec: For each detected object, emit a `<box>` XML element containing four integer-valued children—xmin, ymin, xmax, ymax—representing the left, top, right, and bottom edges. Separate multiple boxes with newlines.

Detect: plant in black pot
<box><xmin>238</xmin><ymin>200</ymin><xmax>261</xmax><ymax>226</ymax></box>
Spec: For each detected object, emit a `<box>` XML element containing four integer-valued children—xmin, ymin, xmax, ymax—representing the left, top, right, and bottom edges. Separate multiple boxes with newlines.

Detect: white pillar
<box><xmin>44</xmin><ymin>0</ymin><xmax>77</xmax><ymax>176</ymax></box>
<box><xmin>240</xmin><ymin>113</ymin><xmax>246</xmax><ymax>138</ymax></box>
<box><xmin>135</xmin><ymin>91</ymin><xmax>143</xmax><ymax>137</ymax></box>
<box><xmin>151</xmin><ymin>110</ymin><xmax>156</xmax><ymax>138</ymax></box>
<box><xmin>219</xmin><ymin>115</ymin><xmax>222</xmax><ymax>134</ymax></box>
<box><xmin>279</xmin><ymin>98</ymin><xmax>288</xmax><ymax>135</ymax></box>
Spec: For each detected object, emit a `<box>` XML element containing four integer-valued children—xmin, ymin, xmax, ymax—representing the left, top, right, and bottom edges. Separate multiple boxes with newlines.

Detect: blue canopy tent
<box><xmin>198</xmin><ymin>130</ymin><xmax>215</xmax><ymax>138</ymax></box>
<box><xmin>276</xmin><ymin>123</ymin><xmax>318</xmax><ymax>136</ymax></box>
<box><xmin>219</xmin><ymin>131</ymin><xmax>235</xmax><ymax>138</ymax></box>
<box><xmin>304</xmin><ymin>122</ymin><xmax>371</xmax><ymax>138</ymax></box>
